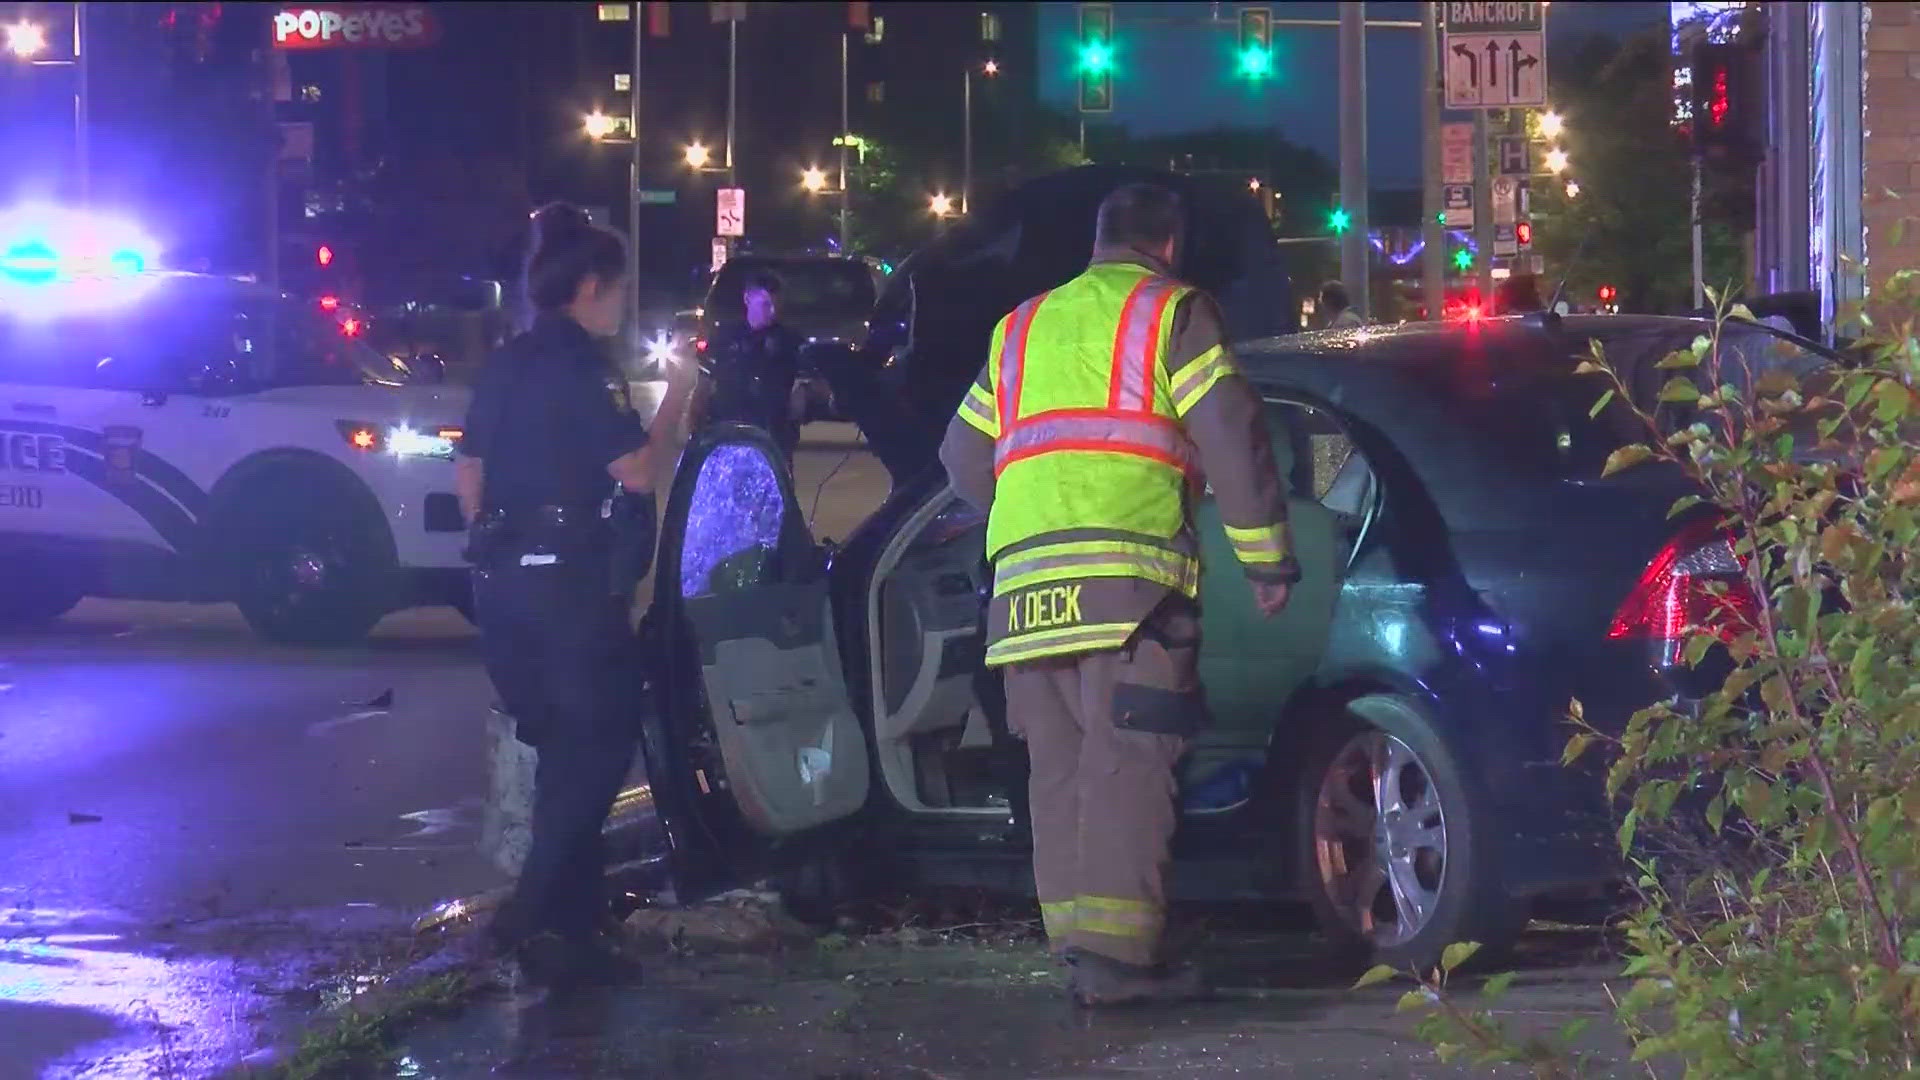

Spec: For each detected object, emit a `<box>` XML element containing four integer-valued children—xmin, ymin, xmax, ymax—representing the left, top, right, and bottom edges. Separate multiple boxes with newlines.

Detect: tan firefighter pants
<box><xmin>1003</xmin><ymin>597</ymin><xmax>1204</xmax><ymax>967</ymax></box>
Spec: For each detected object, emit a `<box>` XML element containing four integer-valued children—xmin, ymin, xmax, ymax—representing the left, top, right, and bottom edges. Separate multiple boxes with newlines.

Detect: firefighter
<box><xmin>939</xmin><ymin>183</ymin><xmax>1298</xmax><ymax>1007</ymax></box>
<box><xmin>456</xmin><ymin>203</ymin><xmax>703</xmax><ymax>988</ymax></box>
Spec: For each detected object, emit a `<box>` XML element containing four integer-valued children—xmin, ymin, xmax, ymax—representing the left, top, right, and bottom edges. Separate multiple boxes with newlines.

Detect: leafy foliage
<box><xmin>1380</xmin><ymin>270</ymin><xmax>1920</xmax><ymax>1074</ymax></box>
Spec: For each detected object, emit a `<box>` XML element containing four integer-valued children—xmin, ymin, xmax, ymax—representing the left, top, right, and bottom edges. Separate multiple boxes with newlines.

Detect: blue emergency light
<box><xmin>0</xmin><ymin>205</ymin><xmax>162</xmax><ymax>316</ymax></box>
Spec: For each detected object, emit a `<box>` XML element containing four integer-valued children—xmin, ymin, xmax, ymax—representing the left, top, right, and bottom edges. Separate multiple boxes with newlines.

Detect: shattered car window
<box><xmin>680</xmin><ymin>444</ymin><xmax>786</xmax><ymax>599</ymax></box>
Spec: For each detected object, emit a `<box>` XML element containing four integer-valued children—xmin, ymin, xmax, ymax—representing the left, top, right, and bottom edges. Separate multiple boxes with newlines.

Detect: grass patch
<box><xmin>264</xmin><ymin>968</ymin><xmax>480</xmax><ymax>1080</ymax></box>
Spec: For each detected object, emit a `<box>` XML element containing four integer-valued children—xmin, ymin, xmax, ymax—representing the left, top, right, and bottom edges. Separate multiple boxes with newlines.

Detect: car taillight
<box><xmin>1607</xmin><ymin>523</ymin><xmax>1759</xmax><ymax>645</ymax></box>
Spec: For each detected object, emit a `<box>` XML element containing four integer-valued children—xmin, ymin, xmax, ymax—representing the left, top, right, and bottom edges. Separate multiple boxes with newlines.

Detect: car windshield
<box><xmin>707</xmin><ymin>259</ymin><xmax>875</xmax><ymax>333</ymax></box>
<box><xmin>0</xmin><ymin>278</ymin><xmax>418</xmax><ymax>390</ymax></box>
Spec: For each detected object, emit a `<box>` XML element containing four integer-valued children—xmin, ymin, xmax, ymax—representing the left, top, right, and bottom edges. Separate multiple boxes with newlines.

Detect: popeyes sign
<box><xmin>273</xmin><ymin>5</ymin><xmax>440</xmax><ymax>49</ymax></box>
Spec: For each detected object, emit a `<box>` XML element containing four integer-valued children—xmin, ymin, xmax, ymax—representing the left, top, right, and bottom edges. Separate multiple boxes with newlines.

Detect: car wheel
<box><xmin>0</xmin><ymin>568</ymin><xmax>84</xmax><ymax>629</ymax></box>
<box><xmin>1298</xmin><ymin>694</ymin><xmax>1527</xmax><ymax>973</ymax></box>
<box><xmin>232</xmin><ymin>484</ymin><xmax>395</xmax><ymax>647</ymax></box>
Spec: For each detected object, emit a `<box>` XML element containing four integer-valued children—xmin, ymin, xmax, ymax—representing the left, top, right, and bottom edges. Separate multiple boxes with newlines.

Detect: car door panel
<box><xmin>641</xmin><ymin>426</ymin><xmax>868</xmax><ymax>900</ymax></box>
<box><xmin>1194</xmin><ymin>402</ymin><xmax>1364</xmax><ymax>742</ymax></box>
<box><xmin>683</xmin><ymin>584</ymin><xmax>866</xmax><ymax>835</ymax></box>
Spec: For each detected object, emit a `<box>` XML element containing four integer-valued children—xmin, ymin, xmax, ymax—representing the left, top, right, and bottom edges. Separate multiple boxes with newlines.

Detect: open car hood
<box><xmin>843</xmin><ymin>165</ymin><xmax>1296</xmax><ymax>484</ymax></box>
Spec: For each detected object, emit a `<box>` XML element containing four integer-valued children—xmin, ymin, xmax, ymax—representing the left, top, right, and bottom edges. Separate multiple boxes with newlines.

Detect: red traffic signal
<box><xmin>1514</xmin><ymin>221</ymin><xmax>1533</xmax><ymax>247</ymax></box>
<box><xmin>316</xmin><ymin>244</ymin><xmax>334</xmax><ymax>267</ymax></box>
<box><xmin>1598</xmin><ymin>284</ymin><xmax>1618</xmax><ymax>304</ymax></box>
<box><xmin>1688</xmin><ymin>42</ymin><xmax>1755</xmax><ymax>157</ymax></box>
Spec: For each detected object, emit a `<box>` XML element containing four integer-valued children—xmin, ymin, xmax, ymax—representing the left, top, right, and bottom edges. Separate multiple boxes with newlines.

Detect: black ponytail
<box><xmin>524</xmin><ymin>202</ymin><xmax>626</xmax><ymax>313</ymax></box>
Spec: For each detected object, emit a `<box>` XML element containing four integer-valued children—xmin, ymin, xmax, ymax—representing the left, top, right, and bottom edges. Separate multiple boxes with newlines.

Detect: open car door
<box><xmin>638</xmin><ymin>424</ymin><xmax>869</xmax><ymax>901</ymax></box>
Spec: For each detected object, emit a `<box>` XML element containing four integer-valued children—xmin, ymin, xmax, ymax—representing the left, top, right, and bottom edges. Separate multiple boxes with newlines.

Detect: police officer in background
<box><xmin>455</xmin><ymin>203</ymin><xmax>703</xmax><ymax>987</ymax></box>
<box><xmin>700</xmin><ymin>270</ymin><xmax>806</xmax><ymax>459</ymax></box>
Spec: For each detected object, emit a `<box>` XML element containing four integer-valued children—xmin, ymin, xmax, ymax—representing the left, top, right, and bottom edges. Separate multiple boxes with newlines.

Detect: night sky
<box><xmin>1036</xmin><ymin>1</ymin><xmax>1672</xmax><ymax>187</ymax></box>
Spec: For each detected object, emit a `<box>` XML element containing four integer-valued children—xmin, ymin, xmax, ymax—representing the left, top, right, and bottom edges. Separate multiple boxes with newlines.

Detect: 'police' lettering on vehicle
<box><xmin>0</xmin><ymin>432</ymin><xmax>65</xmax><ymax>474</ymax></box>
<box><xmin>1007</xmin><ymin>584</ymin><xmax>1083</xmax><ymax>633</ymax></box>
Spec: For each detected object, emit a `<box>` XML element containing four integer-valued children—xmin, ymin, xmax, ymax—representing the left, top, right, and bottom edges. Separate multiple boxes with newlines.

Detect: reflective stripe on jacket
<box><xmin>949</xmin><ymin>259</ymin><xmax>1298</xmax><ymax>668</ymax></box>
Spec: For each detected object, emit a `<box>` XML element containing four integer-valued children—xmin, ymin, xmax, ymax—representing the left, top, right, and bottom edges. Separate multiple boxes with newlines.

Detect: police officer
<box><xmin>940</xmin><ymin>183</ymin><xmax>1297</xmax><ymax>1006</ymax></box>
<box><xmin>700</xmin><ymin>270</ymin><xmax>806</xmax><ymax>459</ymax></box>
<box><xmin>455</xmin><ymin>203</ymin><xmax>703</xmax><ymax>986</ymax></box>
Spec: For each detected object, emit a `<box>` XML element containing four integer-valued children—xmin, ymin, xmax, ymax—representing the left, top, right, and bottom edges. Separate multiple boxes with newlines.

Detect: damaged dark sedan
<box><xmin>629</xmin><ymin>167</ymin><xmax>1827</xmax><ymax>970</ymax></box>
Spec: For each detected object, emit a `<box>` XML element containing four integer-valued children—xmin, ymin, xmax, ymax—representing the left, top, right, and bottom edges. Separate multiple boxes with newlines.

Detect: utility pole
<box><xmin>1338</xmin><ymin>3</ymin><xmax>1369</xmax><ymax>318</ymax></box>
<box><xmin>1690</xmin><ymin>159</ymin><xmax>1705</xmax><ymax>309</ymax></box>
<box><xmin>838</xmin><ymin>29</ymin><xmax>850</xmax><ymax>251</ymax></box>
<box><xmin>1473</xmin><ymin>111</ymin><xmax>1495</xmax><ymax>305</ymax></box>
<box><xmin>1420</xmin><ymin>2</ymin><xmax>1443</xmax><ymax>319</ymax></box>
<box><xmin>626</xmin><ymin>1</ymin><xmax>641</xmax><ymax>299</ymax></box>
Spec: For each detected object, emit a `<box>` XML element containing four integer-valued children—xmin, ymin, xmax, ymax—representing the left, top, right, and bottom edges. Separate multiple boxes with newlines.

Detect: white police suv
<box><xmin>0</xmin><ymin>221</ymin><xmax>472</xmax><ymax>645</ymax></box>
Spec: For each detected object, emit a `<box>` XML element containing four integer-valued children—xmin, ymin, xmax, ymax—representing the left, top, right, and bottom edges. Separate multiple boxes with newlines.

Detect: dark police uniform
<box><xmin>460</xmin><ymin>312</ymin><xmax>651</xmax><ymax>952</ymax></box>
<box><xmin>705</xmin><ymin>319</ymin><xmax>802</xmax><ymax>458</ymax></box>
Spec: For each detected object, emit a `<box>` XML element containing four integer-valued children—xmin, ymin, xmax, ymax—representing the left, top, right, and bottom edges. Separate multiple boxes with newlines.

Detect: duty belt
<box><xmin>466</xmin><ymin>505</ymin><xmax>608</xmax><ymax>567</ymax></box>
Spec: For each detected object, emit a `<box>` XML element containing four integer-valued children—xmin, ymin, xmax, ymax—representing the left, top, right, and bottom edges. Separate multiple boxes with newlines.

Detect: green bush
<box><xmin>1370</xmin><ymin>282</ymin><xmax>1920</xmax><ymax>1077</ymax></box>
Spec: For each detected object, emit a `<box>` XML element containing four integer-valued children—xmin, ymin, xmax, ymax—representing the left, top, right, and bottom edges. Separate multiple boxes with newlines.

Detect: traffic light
<box><xmin>1327</xmin><ymin>206</ymin><xmax>1351</xmax><ymax>234</ymax></box>
<box><xmin>1514</xmin><ymin>221</ymin><xmax>1533</xmax><ymax>248</ymax></box>
<box><xmin>1076</xmin><ymin>3</ymin><xmax>1114</xmax><ymax>113</ymax></box>
<box><xmin>1688</xmin><ymin>42</ymin><xmax>1755</xmax><ymax>158</ymax></box>
<box><xmin>1452</xmin><ymin>247</ymin><xmax>1474</xmax><ymax>273</ymax></box>
<box><xmin>316</xmin><ymin>244</ymin><xmax>334</xmax><ymax>268</ymax></box>
<box><xmin>1598</xmin><ymin>284</ymin><xmax>1618</xmax><ymax>304</ymax></box>
<box><xmin>1236</xmin><ymin>8</ymin><xmax>1273</xmax><ymax>80</ymax></box>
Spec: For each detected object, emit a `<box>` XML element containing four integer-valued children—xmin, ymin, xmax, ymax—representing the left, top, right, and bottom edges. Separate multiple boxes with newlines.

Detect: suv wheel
<box><xmin>0</xmin><ymin>568</ymin><xmax>84</xmax><ymax>629</ymax></box>
<box><xmin>1297</xmin><ymin>694</ymin><xmax>1527</xmax><ymax>973</ymax></box>
<box><xmin>232</xmin><ymin>483</ymin><xmax>395</xmax><ymax>646</ymax></box>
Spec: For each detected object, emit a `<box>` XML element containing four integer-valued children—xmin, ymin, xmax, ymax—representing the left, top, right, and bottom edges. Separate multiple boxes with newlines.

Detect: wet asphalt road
<box><xmin>0</xmin><ymin>600</ymin><xmax>503</xmax><ymax>1079</ymax></box>
<box><xmin>0</xmin><ymin>425</ymin><xmax>894</xmax><ymax>1079</ymax></box>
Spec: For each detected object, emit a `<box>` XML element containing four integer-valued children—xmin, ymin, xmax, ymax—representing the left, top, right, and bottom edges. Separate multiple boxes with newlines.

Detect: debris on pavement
<box><xmin>621</xmin><ymin>889</ymin><xmax>816</xmax><ymax>955</ymax></box>
<box><xmin>349</xmin><ymin>689</ymin><xmax>395</xmax><ymax>711</ymax></box>
<box><xmin>67</xmin><ymin>811</ymin><xmax>104</xmax><ymax>825</ymax></box>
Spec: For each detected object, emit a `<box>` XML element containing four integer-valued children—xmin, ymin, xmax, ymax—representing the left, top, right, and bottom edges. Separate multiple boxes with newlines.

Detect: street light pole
<box><xmin>1337</xmin><ymin>2</ymin><xmax>1369</xmax><ymax>319</ymax></box>
<box><xmin>725</xmin><ymin>18</ymin><xmax>737</xmax><ymax>185</ymax></box>
<box><xmin>72</xmin><ymin>2</ymin><xmax>86</xmax><ymax>206</ymax></box>
<box><xmin>627</xmin><ymin>1</ymin><xmax>642</xmax><ymax>301</ymax></box>
<box><xmin>962</xmin><ymin>69</ymin><xmax>972</xmax><ymax>217</ymax></box>
<box><xmin>838</xmin><ymin>30</ymin><xmax>850</xmax><ymax>251</ymax></box>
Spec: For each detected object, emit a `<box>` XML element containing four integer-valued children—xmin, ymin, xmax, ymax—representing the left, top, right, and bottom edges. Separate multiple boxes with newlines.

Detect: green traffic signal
<box><xmin>1078</xmin><ymin>41</ymin><xmax>1113</xmax><ymax>75</ymax></box>
<box><xmin>1236</xmin><ymin>46</ymin><xmax>1273</xmax><ymax>79</ymax></box>
<box><xmin>1327</xmin><ymin>207</ymin><xmax>1351</xmax><ymax>234</ymax></box>
<box><xmin>1452</xmin><ymin>248</ymin><xmax>1474</xmax><ymax>272</ymax></box>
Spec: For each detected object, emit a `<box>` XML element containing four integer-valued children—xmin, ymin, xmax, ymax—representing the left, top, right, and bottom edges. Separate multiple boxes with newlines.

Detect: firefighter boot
<box><xmin>1065</xmin><ymin>948</ymin><xmax>1207</xmax><ymax>1007</ymax></box>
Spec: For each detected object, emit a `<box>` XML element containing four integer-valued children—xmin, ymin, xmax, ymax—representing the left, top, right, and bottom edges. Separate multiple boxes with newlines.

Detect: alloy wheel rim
<box><xmin>1312</xmin><ymin>730</ymin><xmax>1449</xmax><ymax>947</ymax></box>
<box><xmin>257</xmin><ymin>537</ymin><xmax>343</xmax><ymax>620</ymax></box>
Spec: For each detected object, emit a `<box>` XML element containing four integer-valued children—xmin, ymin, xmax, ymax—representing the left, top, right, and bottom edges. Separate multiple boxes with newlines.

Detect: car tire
<box><xmin>0</xmin><ymin>569</ymin><xmax>84</xmax><ymax>629</ymax></box>
<box><xmin>231</xmin><ymin>481</ymin><xmax>396</xmax><ymax>647</ymax></box>
<box><xmin>1296</xmin><ymin>693</ymin><xmax>1528</xmax><ymax>973</ymax></box>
